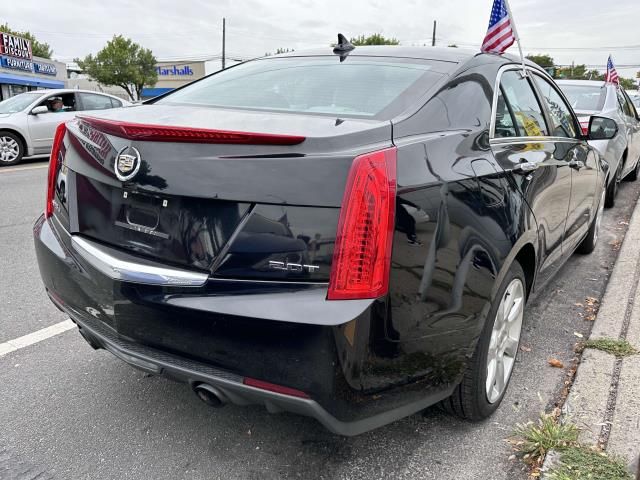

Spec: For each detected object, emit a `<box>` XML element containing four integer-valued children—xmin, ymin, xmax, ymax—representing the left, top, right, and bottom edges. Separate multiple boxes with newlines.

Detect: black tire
<box><xmin>627</xmin><ymin>157</ymin><xmax>640</xmax><ymax>182</ymax></box>
<box><xmin>604</xmin><ymin>162</ymin><xmax>622</xmax><ymax>208</ymax></box>
<box><xmin>442</xmin><ymin>261</ymin><xmax>526</xmax><ymax>420</ymax></box>
<box><xmin>577</xmin><ymin>190</ymin><xmax>605</xmax><ymax>254</ymax></box>
<box><xmin>0</xmin><ymin>131</ymin><xmax>24</xmax><ymax>166</ymax></box>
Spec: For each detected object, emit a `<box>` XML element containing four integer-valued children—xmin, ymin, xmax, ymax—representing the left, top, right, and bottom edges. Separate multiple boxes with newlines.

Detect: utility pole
<box><xmin>222</xmin><ymin>17</ymin><xmax>226</xmax><ymax>70</ymax></box>
<box><xmin>432</xmin><ymin>20</ymin><xmax>437</xmax><ymax>47</ymax></box>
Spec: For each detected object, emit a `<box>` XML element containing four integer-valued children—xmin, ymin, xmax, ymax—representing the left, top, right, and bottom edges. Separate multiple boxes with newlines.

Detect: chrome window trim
<box><xmin>489</xmin><ymin>64</ymin><xmax>581</xmax><ymax>142</ymax></box>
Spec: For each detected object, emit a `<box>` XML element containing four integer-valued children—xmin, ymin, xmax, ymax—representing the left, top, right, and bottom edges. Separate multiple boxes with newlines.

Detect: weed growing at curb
<box><xmin>513</xmin><ymin>413</ymin><xmax>578</xmax><ymax>462</ymax></box>
<box><xmin>511</xmin><ymin>414</ymin><xmax>634</xmax><ymax>479</ymax></box>
<box><xmin>584</xmin><ymin>338</ymin><xmax>638</xmax><ymax>357</ymax></box>
<box><xmin>547</xmin><ymin>446</ymin><xmax>633</xmax><ymax>480</ymax></box>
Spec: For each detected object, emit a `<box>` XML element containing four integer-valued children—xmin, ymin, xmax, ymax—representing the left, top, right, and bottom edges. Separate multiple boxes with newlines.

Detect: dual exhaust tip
<box><xmin>193</xmin><ymin>383</ymin><xmax>227</xmax><ymax>408</ymax></box>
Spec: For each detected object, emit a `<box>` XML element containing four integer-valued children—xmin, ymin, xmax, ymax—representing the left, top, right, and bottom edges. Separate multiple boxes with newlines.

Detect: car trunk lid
<box><xmin>58</xmin><ymin>105</ymin><xmax>392</xmax><ymax>282</ymax></box>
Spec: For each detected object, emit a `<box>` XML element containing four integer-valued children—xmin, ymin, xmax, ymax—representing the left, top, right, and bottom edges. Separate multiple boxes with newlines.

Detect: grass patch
<box><xmin>584</xmin><ymin>338</ymin><xmax>638</xmax><ymax>357</ymax></box>
<box><xmin>513</xmin><ymin>413</ymin><xmax>579</xmax><ymax>462</ymax></box>
<box><xmin>512</xmin><ymin>414</ymin><xmax>634</xmax><ymax>479</ymax></box>
<box><xmin>548</xmin><ymin>446</ymin><xmax>633</xmax><ymax>480</ymax></box>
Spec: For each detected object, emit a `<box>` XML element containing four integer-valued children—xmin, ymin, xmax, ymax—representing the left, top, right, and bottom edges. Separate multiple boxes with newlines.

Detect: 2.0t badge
<box><xmin>114</xmin><ymin>146</ymin><xmax>141</xmax><ymax>181</ymax></box>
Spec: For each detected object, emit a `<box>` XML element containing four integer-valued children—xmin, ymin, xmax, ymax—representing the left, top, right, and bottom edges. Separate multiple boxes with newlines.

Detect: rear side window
<box><xmin>79</xmin><ymin>93</ymin><xmax>116</xmax><ymax>111</ymax></box>
<box><xmin>559</xmin><ymin>84</ymin><xmax>606</xmax><ymax>112</ymax></box>
<box><xmin>156</xmin><ymin>57</ymin><xmax>449</xmax><ymax>119</ymax></box>
<box><xmin>617</xmin><ymin>90</ymin><xmax>636</xmax><ymax>119</ymax></box>
<box><xmin>494</xmin><ymin>87</ymin><xmax>519</xmax><ymax>138</ymax></box>
<box><xmin>532</xmin><ymin>75</ymin><xmax>577</xmax><ymax>138</ymax></box>
<box><xmin>499</xmin><ymin>71</ymin><xmax>549</xmax><ymax>137</ymax></box>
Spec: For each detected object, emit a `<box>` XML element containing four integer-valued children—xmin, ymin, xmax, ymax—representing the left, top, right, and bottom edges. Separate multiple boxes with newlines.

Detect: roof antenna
<box><xmin>333</xmin><ymin>33</ymin><xmax>355</xmax><ymax>61</ymax></box>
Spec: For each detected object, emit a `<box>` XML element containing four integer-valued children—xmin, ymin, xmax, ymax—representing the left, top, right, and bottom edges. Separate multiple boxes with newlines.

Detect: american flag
<box><xmin>481</xmin><ymin>0</ymin><xmax>516</xmax><ymax>54</ymax></box>
<box><xmin>605</xmin><ymin>55</ymin><xmax>619</xmax><ymax>84</ymax></box>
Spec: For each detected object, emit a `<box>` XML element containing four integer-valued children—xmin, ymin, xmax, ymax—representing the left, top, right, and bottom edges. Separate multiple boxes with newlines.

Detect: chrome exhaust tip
<box><xmin>193</xmin><ymin>383</ymin><xmax>227</xmax><ymax>408</ymax></box>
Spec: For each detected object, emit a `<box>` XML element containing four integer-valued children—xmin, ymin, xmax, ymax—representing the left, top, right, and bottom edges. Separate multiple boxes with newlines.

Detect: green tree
<box><xmin>76</xmin><ymin>35</ymin><xmax>157</xmax><ymax>101</ymax></box>
<box><xmin>525</xmin><ymin>54</ymin><xmax>554</xmax><ymax>69</ymax></box>
<box><xmin>350</xmin><ymin>34</ymin><xmax>399</xmax><ymax>46</ymax></box>
<box><xmin>556</xmin><ymin>63</ymin><xmax>589</xmax><ymax>79</ymax></box>
<box><xmin>264</xmin><ymin>47</ymin><xmax>294</xmax><ymax>56</ymax></box>
<box><xmin>0</xmin><ymin>22</ymin><xmax>52</xmax><ymax>58</ymax></box>
<box><xmin>619</xmin><ymin>77</ymin><xmax>636</xmax><ymax>90</ymax></box>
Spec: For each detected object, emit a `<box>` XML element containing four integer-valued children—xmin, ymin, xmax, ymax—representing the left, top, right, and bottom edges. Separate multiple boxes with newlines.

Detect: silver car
<box><xmin>0</xmin><ymin>89</ymin><xmax>130</xmax><ymax>166</ymax></box>
<box><xmin>557</xmin><ymin>80</ymin><xmax>640</xmax><ymax>207</ymax></box>
<box><xmin>628</xmin><ymin>90</ymin><xmax>640</xmax><ymax>111</ymax></box>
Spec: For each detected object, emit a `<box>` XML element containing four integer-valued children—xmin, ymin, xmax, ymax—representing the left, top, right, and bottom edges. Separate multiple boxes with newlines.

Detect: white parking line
<box><xmin>0</xmin><ymin>164</ymin><xmax>48</xmax><ymax>174</ymax></box>
<box><xmin>0</xmin><ymin>319</ymin><xmax>76</xmax><ymax>357</ymax></box>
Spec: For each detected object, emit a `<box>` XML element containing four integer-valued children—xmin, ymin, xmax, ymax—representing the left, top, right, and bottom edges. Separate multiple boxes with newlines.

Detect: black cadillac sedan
<box><xmin>34</xmin><ymin>44</ymin><xmax>614</xmax><ymax>435</ymax></box>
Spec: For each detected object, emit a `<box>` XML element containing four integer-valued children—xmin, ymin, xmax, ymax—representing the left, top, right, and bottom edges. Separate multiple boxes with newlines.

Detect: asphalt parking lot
<box><xmin>2</xmin><ymin>159</ymin><xmax>639</xmax><ymax>480</ymax></box>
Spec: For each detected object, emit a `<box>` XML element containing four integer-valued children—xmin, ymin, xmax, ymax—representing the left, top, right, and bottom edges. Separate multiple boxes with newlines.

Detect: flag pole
<box><xmin>502</xmin><ymin>0</ymin><xmax>527</xmax><ymax>75</ymax></box>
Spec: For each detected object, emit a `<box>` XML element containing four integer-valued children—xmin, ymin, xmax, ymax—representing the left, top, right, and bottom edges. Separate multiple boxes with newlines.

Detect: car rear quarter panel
<box><xmin>370</xmin><ymin>61</ymin><xmax>537</xmax><ymax>389</ymax></box>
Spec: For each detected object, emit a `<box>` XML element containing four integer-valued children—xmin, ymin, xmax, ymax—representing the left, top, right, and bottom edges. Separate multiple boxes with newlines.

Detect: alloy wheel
<box><xmin>486</xmin><ymin>278</ymin><xmax>524</xmax><ymax>404</ymax></box>
<box><xmin>0</xmin><ymin>136</ymin><xmax>20</xmax><ymax>163</ymax></box>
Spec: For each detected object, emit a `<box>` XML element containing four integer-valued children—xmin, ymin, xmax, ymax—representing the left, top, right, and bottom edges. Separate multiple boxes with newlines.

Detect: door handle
<box><xmin>569</xmin><ymin>160</ymin><xmax>585</xmax><ymax>170</ymax></box>
<box><xmin>513</xmin><ymin>161</ymin><xmax>538</xmax><ymax>174</ymax></box>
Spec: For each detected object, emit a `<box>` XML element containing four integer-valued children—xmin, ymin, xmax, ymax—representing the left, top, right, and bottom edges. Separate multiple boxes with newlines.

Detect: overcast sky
<box><xmin>3</xmin><ymin>0</ymin><xmax>639</xmax><ymax>80</ymax></box>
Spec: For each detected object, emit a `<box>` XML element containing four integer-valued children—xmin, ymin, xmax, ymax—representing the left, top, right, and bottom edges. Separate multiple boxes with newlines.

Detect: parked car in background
<box><xmin>0</xmin><ymin>89</ymin><xmax>130</xmax><ymax>166</ymax></box>
<box><xmin>557</xmin><ymin>80</ymin><xmax>640</xmax><ymax>206</ymax></box>
<box><xmin>627</xmin><ymin>90</ymin><xmax>640</xmax><ymax>110</ymax></box>
<box><xmin>35</xmin><ymin>46</ymin><xmax>611</xmax><ymax>435</ymax></box>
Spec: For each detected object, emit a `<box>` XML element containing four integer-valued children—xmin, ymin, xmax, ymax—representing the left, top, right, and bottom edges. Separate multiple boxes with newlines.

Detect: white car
<box><xmin>628</xmin><ymin>90</ymin><xmax>640</xmax><ymax>112</ymax></box>
<box><xmin>557</xmin><ymin>80</ymin><xmax>640</xmax><ymax>207</ymax></box>
<box><xmin>0</xmin><ymin>89</ymin><xmax>131</xmax><ymax>166</ymax></box>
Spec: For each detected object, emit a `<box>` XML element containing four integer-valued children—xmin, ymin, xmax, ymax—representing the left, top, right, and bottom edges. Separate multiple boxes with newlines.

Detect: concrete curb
<box><xmin>542</xmin><ymin>197</ymin><xmax>640</xmax><ymax>479</ymax></box>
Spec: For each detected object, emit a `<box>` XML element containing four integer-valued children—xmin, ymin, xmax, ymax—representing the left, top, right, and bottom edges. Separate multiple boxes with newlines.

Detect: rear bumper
<box><xmin>56</xmin><ymin>301</ymin><xmax>451</xmax><ymax>436</ymax></box>
<box><xmin>34</xmin><ymin>215</ymin><xmax>457</xmax><ymax>435</ymax></box>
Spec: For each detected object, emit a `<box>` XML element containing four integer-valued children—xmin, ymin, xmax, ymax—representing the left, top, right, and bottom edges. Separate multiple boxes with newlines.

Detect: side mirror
<box><xmin>588</xmin><ymin>116</ymin><xmax>618</xmax><ymax>140</ymax></box>
<box><xmin>31</xmin><ymin>105</ymin><xmax>49</xmax><ymax>115</ymax></box>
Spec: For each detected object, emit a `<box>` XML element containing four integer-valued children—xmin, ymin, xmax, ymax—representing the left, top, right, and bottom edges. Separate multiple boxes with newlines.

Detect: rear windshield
<box><xmin>559</xmin><ymin>84</ymin><xmax>607</xmax><ymax>112</ymax></box>
<box><xmin>156</xmin><ymin>56</ymin><xmax>449</xmax><ymax>119</ymax></box>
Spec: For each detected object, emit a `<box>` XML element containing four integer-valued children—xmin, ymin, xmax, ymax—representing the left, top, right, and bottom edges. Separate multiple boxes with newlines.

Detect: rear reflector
<box><xmin>327</xmin><ymin>147</ymin><xmax>397</xmax><ymax>300</ymax></box>
<box><xmin>46</xmin><ymin>122</ymin><xmax>67</xmax><ymax>218</ymax></box>
<box><xmin>77</xmin><ymin>116</ymin><xmax>305</xmax><ymax>145</ymax></box>
<box><xmin>243</xmin><ymin>378</ymin><xmax>310</xmax><ymax>399</ymax></box>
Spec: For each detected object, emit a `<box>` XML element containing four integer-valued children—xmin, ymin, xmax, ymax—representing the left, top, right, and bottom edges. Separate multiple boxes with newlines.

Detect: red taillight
<box><xmin>46</xmin><ymin>122</ymin><xmax>67</xmax><ymax>218</ymax></box>
<box><xmin>579</xmin><ymin>117</ymin><xmax>590</xmax><ymax>136</ymax></box>
<box><xmin>243</xmin><ymin>377</ymin><xmax>310</xmax><ymax>399</ymax></box>
<box><xmin>580</xmin><ymin>122</ymin><xmax>589</xmax><ymax>136</ymax></box>
<box><xmin>327</xmin><ymin>147</ymin><xmax>397</xmax><ymax>300</ymax></box>
<box><xmin>77</xmin><ymin>116</ymin><xmax>305</xmax><ymax>145</ymax></box>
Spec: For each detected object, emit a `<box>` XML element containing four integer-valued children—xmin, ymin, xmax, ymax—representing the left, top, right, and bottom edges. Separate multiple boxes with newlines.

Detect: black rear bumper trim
<box><xmin>62</xmin><ymin>303</ymin><xmax>453</xmax><ymax>436</ymax></box>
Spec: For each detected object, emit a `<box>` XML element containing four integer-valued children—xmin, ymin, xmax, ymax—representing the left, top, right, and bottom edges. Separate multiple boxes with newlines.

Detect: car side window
<box><xmin>494</xmin><ymin>87</ymin><xmax>519</xmax><ymax>138</ymax></box>
<box><xmin>110</xmin><ymin>98</ymin><xmax>123</xmax><ymax>108</ymax></box>
<box><xmin>79</xmin><ymin>93</ymin><xmax>116</xmax><ymax>111</ymax></box>
<box><xmin>37</xmin><ymin>93</ymin><xmax>76</xmax><ymax>113</ymax></box>
<box><xmin>619</xmin><ymin>90</ymin><xmax>637</xmax><ymax>119</ymax></box>
<box><xmin>499</xmin><ymin>70</ymin><xmax>549</xmax><ymax>137</ymax></box>
<box><xmin>531</xmin><ymin>74</ymin><xmax>578</xmax><ymax>138</ymax></box>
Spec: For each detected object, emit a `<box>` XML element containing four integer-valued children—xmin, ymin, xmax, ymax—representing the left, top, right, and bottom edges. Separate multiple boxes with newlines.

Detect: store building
<box><xmin>0</xmin><ymin>31</ymin><xmax>66</xmax><ymax>100</ymax></box>
<box><xmin>141</xmin><ymin>60</ymin><xmax>206</xmax><ymax>99</ymax></box>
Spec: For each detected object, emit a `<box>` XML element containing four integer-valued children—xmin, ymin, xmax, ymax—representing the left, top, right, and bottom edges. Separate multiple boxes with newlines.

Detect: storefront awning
<box><xmin>0</xmin><ymin>72</ymin><xmax>64</xmax><ymax>89</ymax></box>
<box><xmin>141</xmin><ymin>87</ymin><xmax>173</xmax><ymax>98</ymax></box>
